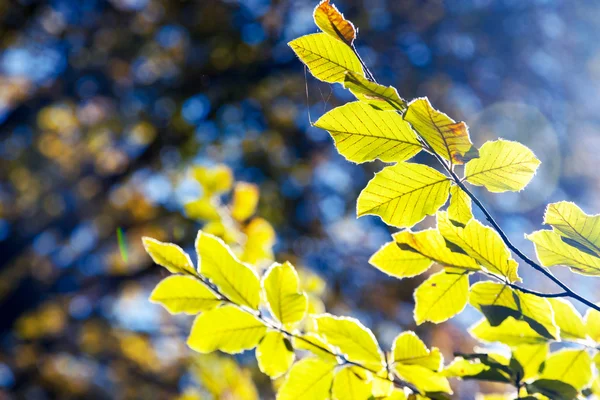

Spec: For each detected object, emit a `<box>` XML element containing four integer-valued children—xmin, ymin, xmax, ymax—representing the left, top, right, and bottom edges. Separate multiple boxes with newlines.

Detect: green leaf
<box><xmin>343</xmin><ymin>71</ymin><xmax>406</xmax><ymax>111</ymax></box>
<box><xmin>149</xmin><ymin>275</ymin><xmax>220</xmax><ymax>314</ymax></box>
<box><xmin>313</xmin><ymin>0</ymin><xmax>356</xmax><ymax>44</ymax></box>
<box><xmin>142</xmin><ymin>237</ymin><xmax>197</xmax><ymax>275</ymax></box>
<box><xmin>391</xmin><ymin>331</ymin><xmax>443</xmax><ymax>371</ymax></box>
<box><xmin>438</xmin><ymin>212</ymin><xmax>520</xmax><ymax>282</ymax></box>
<box><xmin>526</xmin><ymin>379</ymin><xmax>578</xmax><ymax>400</ymax></box>
<box><xmin>315</xmin><ymin>314</ymin><xmax>385</xmax><ymax>371</ymax></box>
<box><xmin>314</xmin><ymin>101</ymin><xmax>422</xmax><ymax>164</ymax></box>
<box><xmin>539</xmin><ymin>349</ymin><xmax>592</xmax><ymax>390</ymax></box>
<box><xmin>512</xmin><ymin>343</ymin><xmax>548</xmax><ymax>381</ymax></box>
<box><xmin>544</xmin><ymin>201</ymin><xmax>600</xmax><ymax>257</ymax></box>
<box><xmin>187</xmin><ymin>305</ymin><xmax>267</xmax><ymax>354</ymax></box>
<box><xmin>195</xmin><ymin>231</ymin><xmax>261</xmax><ymax>310</ymax></box>
<box><xmin>464</xmin><ymin>139</ymin><xmax>541</xmax><ymax>193</ymax></box>
<box><xmin>469</xmin><ymin>317</ymin><xmax>547</xmax><ymax>346</ymax></box>
<box><xmin>288</xmin><ymin>33</ymin><xmax>363</xmax><ymax>83</ymax></box>
<box><xmin>404</xmin><ymin>97</ymin><xmax>478</xmax><ymax>165</ymax></box>
<box><xmin>262</xmin><ymin>262</ymin><xmax>308</xmax><ymax>327</ymax></box>
<box><xmin>277</xmin><ymin>358</ymin><xmax>336</xmax><ymax>400</ymax></box>
<box><xmin>547</xmin><ymin>298</ymin><xmax>587</xmax><ymax>340</ymax></box>
<box><xmin>526</xmin><ymin>229</ymin><xmax>600</xmax><ymax>276</ymax></box>
<box><xmin>357</xmin><ymin>162</ymin><xmax>451</xmax><ymax>228</ymax></box>
<box><xmin>394</xmin><ymin>364</ymin><xmax>452</xmax><ymax>394</ymax></box>
<box><xmin>447</xmin><ymin>185</ymin><xmax>473</xmax><ymax>226</ymax></box>
<box><xmin>469</xmin><ymin>281</ymin><xmax>558</xmax><ymax>339</ymax></box>
<box><xmin>368</xmin><ymin>240</ymin><xmax>433</xmax><ymax>279</ymax></box>
<box><xmin>414</xmin><ymin>270</ymin><xmax>470</xmax><ymax>325</ymax></box>
<box><xmin>332</xmin><ymin>366</ymin><xmax>372</xmax><ymax>400</ymax></box>
<box><xmin>256</xmin><ymin>331</ymin><xmax>295</xmax><ymax>379</ymax></box>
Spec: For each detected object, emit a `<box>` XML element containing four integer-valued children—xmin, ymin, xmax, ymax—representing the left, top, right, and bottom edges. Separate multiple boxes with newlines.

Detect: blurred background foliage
<box><xmin>0</xmin><ymin>0</ymin><xmax>599</xmax><ymax>398</ymax></box>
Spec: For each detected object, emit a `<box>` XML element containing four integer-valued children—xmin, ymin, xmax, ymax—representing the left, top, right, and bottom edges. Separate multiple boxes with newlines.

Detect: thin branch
<box><xmin>479</xmin><ymin>270</ymin><xmax>568</xmax><ymax>298</ymax></box>
<box><xmin>351</xmin><ymin>43</ymin><xmax>377</xmax><ymax>83</ymax></box>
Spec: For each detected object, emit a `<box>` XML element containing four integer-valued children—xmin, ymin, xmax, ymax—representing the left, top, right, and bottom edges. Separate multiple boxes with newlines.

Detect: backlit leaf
<box><xmin>544</xmin><ymin>201</ymin><xmax>600</xmax><ymax>257</ymax></box>
<box><xmin>368</xmin><ymin>240</ymin><xmax>433</xmax><ymax>279</ymax></box>
<box><xmin>447</xmin><ymin>185</ymin><xmax>473</xmax><ymax>226</ymax></box>
<box><xmin>547</xmin><ymin>298</ymin><xmax>587</xmax><ymax>340</ymax></box>
<box><xmin>192</xmin><ymin>164</ymin><xmax>233</xmax><ymax>195</ymax></box>
<box><xmin>357</xmin><ymin>162</ymin><xmax>451</xmax><ymax>228</ymax></box>
<box><xmin>292</xmin><ymin>333</ymin><xmax>337</xmax><ymax>362</ymax></box>
<box><xmin>539</xmin><ymin>349</ymin><xmax>592</xmax><ymax>390</ymax></box>
<box><xmin>414</xmin><ymin>270</ymin><xmax>470</xmax><ymax>325</ymax></box>
<box><xmin>289</xmin><ymin>33</ymin><xmax>363</xmax><ymax>83</ymax></box>
<box><xmin>584</xmin><ymin>308</ymin><xmax>600</xmax><ymax>342</ymax></box>
<box><xmin>262</xmin><ymin>262</ymin><xmax>308</xmax><ymax>327</ymax></box>
<box><xmin>343</xmin><ymin>71</ymin><xmax>406</xmax><ymax>111</ymax></box>
<box><xmin>187</xmin><ymin>305</ymin><xmax>266</xmax><ymax>354</ymax></box>
<box><xmin>150</xmin><ymin>275</ymin><xmax>220</xmax><ymax>314</ymax></box>
<box><xmin>315</xmin><ymin>102</ymin><xmax>422</xmax><ymax>164</ymax></box>
<box><xmin>469</xmin><ymin>317</ymin><xmax>547</xmax><ymax>346</ymax></box>
<box><xmin>313</xmin><ymin>0</ymin><xmax>356</xmax><ymax>44</ymax></box>
<box><xmin>196</xmin><ymin>231</ymin><xmax>261</xmax><ymax>310</ymax></box>
<box><xmin>332</xmin><ymin>366</ymin><xmax>372</xmax><ymax>400</ymax></box>
<box><xmin>231</xmin><ymin>182</ymin><xmax>259</xmax><ymax>222</ymax></box>
<box><xmin>464</xmin><ymin>139</ymin><xmax>540</xmax><ymax>193</ymax></box>
<box><xmin>526</xmin><ymin>379</ymin><xmax>578</xmax><ymax>400</ymax></box>
<box><xmin>404</xmin><ymin>97</ymin><xmax>478</xmax><ymax>165</ymax></box>
<box><xmin>142</xmin><ymin>237</ymin><xmax>197</xmax><ymax>275</ymax></box>
<box><xmin>184</xmin><ymin>198</ymin><xmax>221</xmax><ymax>221</ymax></box>
<box><xmin>391</xmin><ymin>331</ymin><xmax>443</xmax><ymax>371</ymax></box>
<box><xmin>241</xmin><ymin>217</ymin><xmax>276</xmax><ymax>265</ymax></box>
<box><xmin>512</xmin><ymin>343</ymin><xmax>548</xmax><ymax>380</ymax></box>
<box><xmin>394</xmin><ymin>364</ymin><xmax>452</xmax><ymax>394</ymax></box>
<box><xmin>277</xmin><ymin>358</ymin><xmax>336</xmax><ymax>400</ymax></box>
<box><xmin>256</xmin><ymin>331</ymin><xmax>295</xmax><ymax>379</ymax></box>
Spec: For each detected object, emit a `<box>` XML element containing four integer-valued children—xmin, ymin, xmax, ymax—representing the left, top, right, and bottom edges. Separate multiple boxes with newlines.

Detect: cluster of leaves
<box><xmin>143</xmin><ymin>1</ymin><xmax>600</xmax><ymax>399</ymax></box>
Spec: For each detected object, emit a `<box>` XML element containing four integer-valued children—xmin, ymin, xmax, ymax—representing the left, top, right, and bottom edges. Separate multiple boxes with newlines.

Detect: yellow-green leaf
<box><xmin>414</xmin><ymin>270</ymin><xmax>469</xmax><ymax>325</ymax></box>
<box><xmin>404</xmin><ymin>97</ymin><xmax>478</xmax><ymax>165</ymax></box>
<box><xmin>394</xmin><ymin>364</ymin><xmax>452</xmax><ymax>394</ymax></box>
<box><xmin>438</xmin><ymin>212</ymin><xmax>520</xmax><ymax>282</ymax></box>
<box><xmin>381</xmin><ymin>390</ymin><xmax>407</xmax><ymax>400</ymax></box>
<box><xmin>313</xmin><ymin>0</ymin><xmax>356</xmax><ymax>44</ymax></box>
<box><xmin>256</xmin><ymin>331</ymin><xmax>295</xmax><ymax>379</ymax></box>
<box><xmin>391</xmin><ymin>331</ymin><xmax>443</xmax><ymax>371</ymax></box>
<box><xmin>315</xmin><ymin>102</ymin><xmax>422</xmax><ymax>164</ymax></box>
<box><xmin>547</xmin><ymin>298</ymin><xmax>587</xmax><ymax>340</ymax></box>
<box><xmin>262</xmin><ymin>262</ymin><xmax>308</xmax><ymax>327</ymax></box>
<box><xmin>443</xmin><ymin>358</ymin><xmax>489</xmax><ymax>378</ymax></box>
<box><xmin>315</xmin><ymin>314</ymin><xmax>385</xmax><ymax>370</ymax></box>
<box><xmin>469</xmin><ymin>281</ymin><xmax>558</xmax><ymax>339</ymax></box>
<box><xmin>447</xmin><ymin>185</ymin><xmax>473</xmax><ymax>226</ymax></box>
<box><xmin>293</xmin><ymin>333</ymin><xmax>337</xmax><ymax>362</ymax></box>
<box><xmin>357</xmin><ymin>163</ymin><xmax>451</xmax><ymax>228</ymax></box>
<box><xmin>469</xmin><ymin>317</ymin><xmax>546</xmax><ymax>346</ymax></box>
<box><xmin>526</xmin><ymin>229</ymin><xmax>600</xmax><ymax>276</ymax></box>
<box><xmin>288</xmin><ymin>33</ymin><xmax>363</xmax><ymax>83</ymax></box>
<box><xmin>187</xmin><ymin>305</ymin><xmax>266</xmax><ymax>354</ymax></box>
<box><xmin>196</xmin><ymin>231</ymin><xmax>261</xmax><ymax>310</ymax></box>
<box><xmin>343</xmin><ymin>71</ymin><xmax>406</xmax><ymax>111</ymax></box>
<box><xmin>368</xmin><ymin>240</ymin><xmax>433</xmax><ymax>279</ymax></box>
<box><xmin>584</xmin><ymin>308</ymin><xmax>600</xmax><ymax>342</ymax></box>
<box><xmin>544</xmin><ymin>201</ymin><xmax>600</xmax><ymax>257</ymax></box>
<box><xmin>142</xmin><ymin>237</ymin><xmax>197</xmax><ymax>275</ymax></box>
<box><xmin>464</xmin><ymin>139</ymin><xmax>540</xmax><ymax>193</ymax></box>
<box><xmin>192</xmin><ymin>164</ymin><xmax>233</xmax><ymax>195</ymax></box>
<box><xmin>332</xmin><ymin>366</ymin><xmax>372</xmax><ymax>400</ymax></box>
<box><xmin>241</xmin><ymin>217</ymin><xmax>276</xmax><ymax>265</ymax></box>
<box><xmin>539</xmin><ymin>349</ymin><xmax>592</xmax><ymax>390</ymax></box>
<box><xmin>512</xmin><ymin>343</ymin><xmax>548</xmax><ymax>380</ymax></box>
<box><xmin>184</xmin><ymin>198</ymin><xmax>221</xmax><ymax>221</ymax></box>
<box><xmin>231</xmin><ymin>182</ymin><xmax>259</xmax><ymax>222</ymax></box>
<box><xmin>277</xmin><ymin>358</ymin><xmax>336</xmax><ymax>400</ymax></box>
<box><xmin>150</xmin><ymin>275</ymin><xmax>220</xmax><ymax>314</ymax></box>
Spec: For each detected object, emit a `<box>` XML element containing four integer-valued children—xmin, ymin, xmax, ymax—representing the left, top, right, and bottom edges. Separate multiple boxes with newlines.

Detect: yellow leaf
<box><xmin>192</xmin><ymin>354</ymin><xmax>259</xmax><ymax>400</ymax></box>
<box><xmin>256</xmin><ymin>331</ymin><xmax>295</xmax><ymax>379</ymax></box>
<box><xmin>357</xmin><ymin>163</ymin><xmax>451</xmax><ymax>228</ymax></box>
<box><xmin>539</xmin><ymin>349</ymin><xmax>592</xmax><ymax>390</ymax></box>
<box><xmin>314</xmin><ymin>102</ymin><xmax>422</xmax><ymax>164</ymax></box>
<box><xmin>196</xmin><ymin>231</ymin><xmax>261</xmax><ymax>310</ymax></box>
<box><xmin>404</xmin><ymin>97</ymin><xmax>478</xmax><ymax>165</ymax></box>
<box><xmin>394</xmin><ymin>364</ymin><xmax>452</xmax><ymax>394</ymax></box>
<box><xmin>231</xmin><ymin>182</ymin><xmax>260</xmax><ymax>222</ymax></box>
<box><xmin>242</xmin><ymin>217</ymin><xmax>276</xmax><ymax>265</ymax></box>
<box><xmin>292</xmin><ymin>333</ymin><xmax>337</xmax><ymax>362</ymax></box>
<box><xmin>332</xmin><ymin>366</ymin><xmax>372</xmax><ymax>400</ymax></box>
<box><xmin>149</xmin><ymin>275</ymin><xmax>220</xmax><ymax>314</ymax></box>
<box><xmin>381</xmin><ymin>389</ymin><xmax>407</xmax><ymax>400</ymax></box>
<box><xmin>368</xmin><ymin>240</ymin><xmax>433</xmax><ymax>279</ymax></box>
<box><xmin>469</xmin><ymin>317</ymin><xmax>547</xmax><ymax>346</ymax></box>
<box><xmin>447</xmin><ymin>185</ymin><xmax>473</xmax><ymax>226</ymax></box>
<box><xmin>544</xmin><ymin>201</ymin><xmax>600</xmax><ymax>257</ymax></box>
<box><xmin>371</xmin><ymin>369</ymin><xmax>394</xmax><ymax>397</ymax></box>
<box><xmin>315</xmin><ymin>314</ymin><xmax>385</xmax><ymax>370</ymax></box>
<box><xmin>512</xmin><ymin>343</ymin><xmax>548</xmax><ymax>380</ymax></box>
<box><xmin>343</xmin><ymin>71</ymin><xmax>406</xmax><ymax>111</ymax></box>
<box><xmin>313</xmin><ymin>0</ymin><xmax>356</xmax><ymax>44</ymax></box>
<box><xmin>187</xmin><ymin>305</ymin><xmax>266</xmax><ymax>354</ymax></box>
<box><xmin>464</xmin><ymin>139</ymin><xmax>540</xmax><ymax>192</ymax></box>
<box><xmin>584</xmin><ymin>308</ymin><xmax>600</xmax><ymax>342</ymax></box>
<box><xmin>526</xmin><ymin>229</ymin><xmax>600</xmax><ymax>276</ymax></box>
<box><xmin>142</xmin><ymin>237</ymin><xmax>197</xmax><ymax>275</ymax></box>
<box><xmin>443</xmin><ymin>358</ymin><xmax>489</xmax><ymax>378</ymax></box>
<box><xmin>391</xmin><ymin>331</ymin><xmax>443</xmax><ymax>371</ymax></box>
<box><xmin>413</xmin><ymin>270</ymin><xmax>469</xmax><ymax>325</ymax></box>
<box><xmin>288</xmin><ymin>33</ymin><xmax>363</xmax><ymax>83</ymax></box>
<box><xmin>393</xmin><ymin>229</ymin><xmax>480</xmax><ymax>271</ymax></box>
<box><xmin>192</xmin><ymin>164</ymin><xmax>233</xmax><ymax>195</ymax></box>
<box><xmin>469</xmin><ymin>281</ymin><xmax>558</xmax><ymax>339</ymax></box>
<box><xmin>262</xmin><ymin>262</ymin><xmax>308</xmax><ymax>327</ymax></box>
<box><xmin>184</xmin><ymin>197</ymin><xmax>221</xmax><ymax>221</ymax></box>
<box><xmin>547</xmin><ymin>298</ymin><xmax>587</xmax><ymax>340</ymax></box>
<box><xmin>277</xmin><ymin>358</ymin><xmax>336</xmax><ymax>400</ymax></box>
<box><xmin>438</xmin><ymin>212</ymin><xmax>520</xmax><ymax>282</ymax></box>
